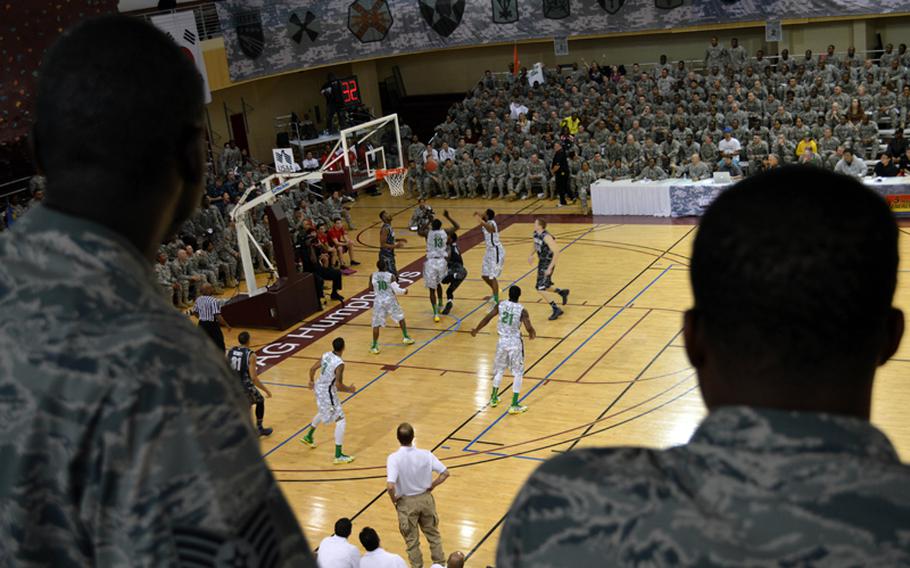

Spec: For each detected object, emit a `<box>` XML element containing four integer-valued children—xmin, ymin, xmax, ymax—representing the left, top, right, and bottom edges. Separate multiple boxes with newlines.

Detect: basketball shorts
<box><xmin>536</xmin><ymin>262</ymin><xmax>554</xmax><ymax>290</ymax></box>
<box><xmin>245</xmin><ymin>385</ymin><xmax>264</xmax><ymax>406</ymax></box>
<box><xmin>372</xmin><ymin>299</ymin><xmax>405</xmax><ymax>328</ymax></box>
<box><xmin>482</xmin><ymin>245</ymin><xmax>504</xmax><ymax>278</ymax></box>
<box><xmin>314</xmin><ymin>387</ymin><xmax>345</xmax><ymax>424</ymax></box>
<box><xmin>424</xmin><ymin>257</ymin><xmax>448</xmax><ymax>289</ymax></box>
<box><xmin>379</xmin><ymin>251</ymin><xmax>397</xmax><ymax>276</ymax></box>
<box><xmin>443</xmin><ymin>264</ymin><xmax>468</xmax><ymax>284</ymax></box>
<box><xmin>493</xmin><ymin>340</ymin><xmax>524</xmax><ymax>379</ymax></box>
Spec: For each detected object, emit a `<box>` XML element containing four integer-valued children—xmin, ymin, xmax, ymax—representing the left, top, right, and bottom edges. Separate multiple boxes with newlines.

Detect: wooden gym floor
<box><xmin>224</xmin><ymin>195</ymin><xmax>910</xmax><ymax>567</ymax></box>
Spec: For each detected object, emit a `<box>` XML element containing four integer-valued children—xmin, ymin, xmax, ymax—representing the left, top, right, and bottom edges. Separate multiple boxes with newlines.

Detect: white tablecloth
<box><xmin>591</xmin><ymin>179</ymin><xmax>677</xmax><ymax>217</ymax></box>
<box><xmin>594</xmin><ymin>176</ymin><xmax>910</xmax><ymax>217</ymax></box>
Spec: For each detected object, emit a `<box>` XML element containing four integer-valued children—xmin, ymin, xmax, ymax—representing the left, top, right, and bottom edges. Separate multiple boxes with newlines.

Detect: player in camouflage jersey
<box><xmin>369</xmin><ymin>260</ymin><xmax>416</xmax><ymax>354</ymax></box>
<box><xmin>475</xmin><ymin>209</ymin><xmax>505</xmax><ymax>305</ymax></box>
<box><xmin>440</xmin><ymin>210</ymin><xmax>467</xmax><ymax>315</ymax></box>
<box><xmin>471</xmin><ymin>286</ymin><xmax>536</xmax><ymax>414</ymax></box>
<box><xmin>530</xmin><ymin>218</ymin><xmax>569</xmax><ymax>321</ymax></box>
<box><xmin>420</xmin><ymin>217</ymin><xmax>449</xmax><ymax>322</ymax></box>
<box><xmin>226</xmin><ymin>331</ymin><xmax>273</xmax><ymax>436</ymax></box>
<box><xmin>301</xmin><ymin>337</ymin><xmax>357</xmax><ymax>464</ymax></box>
<box><xmin>378</xmin><ymin>210</ymin><xmax>406</xmax><ymax>276</ymax></box>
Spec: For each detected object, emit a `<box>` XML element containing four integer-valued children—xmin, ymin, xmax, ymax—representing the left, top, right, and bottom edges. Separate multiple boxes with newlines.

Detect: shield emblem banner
<box><xmin>492</xmin><ymin>0</ymin><xmax>518</xmax><ymax>24</ymax></box>
<box><xmin>233</xmin><ymin>10</ymin><xmax>264</xmax><ymax>59</ymax></box>
<box><xmin>597</xmin><ymin>0</ymin><xmax>625</xmax><ymax>14</ymax></box>
<box><xmin>542</xmin><ymin>0</ymin><xmax>569</xmax><ymax>20</ymax></box>
<box><xmin>419</xmin><ymin>0</ymin><xmax>466</xmax><ymax>38</ymax></box>
<box><xmin>348</xmin><ymin>0</ymin><xmax>394</xmax><ymax>43</ymax></box>
<box><xmin>654</xmin><ymin>0</ymin><xmax>684</xmax><ymax>8</ymax></box>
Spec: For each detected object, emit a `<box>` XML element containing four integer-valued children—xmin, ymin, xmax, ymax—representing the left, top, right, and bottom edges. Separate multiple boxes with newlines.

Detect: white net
<box><xmin>380</xmin><ymin>168</ymin><xmax>407</xmax><ymax>197</ymax></box>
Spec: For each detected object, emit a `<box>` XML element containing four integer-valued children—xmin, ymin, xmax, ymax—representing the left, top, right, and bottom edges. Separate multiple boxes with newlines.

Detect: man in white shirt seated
<box><xmin>437</xmin><ymin>142</ymin><xmax>457</xmax><ymax>163</ymax></box>
<box><xmin>717</xmin><ymin>127</ymin><xmax>742</xmax><ymax>163</ymax></box>
<box><xmin>422</xmin><ymin>143</ymin><xmax>440</xmax><ymax>165</ymax></box>
<box><xmin>302</xmin><ymin>151</ymin><xmax>321</xmax><ymax>171</ymax></box>
<box><xmin>834</xmin><ymin>148</ymin><xmax>868</xmax><ymax>179</ymax></box>
<box><xmin>359</xmin><ymin>527</ymin><xmax>407</xmax><ymax>568</ymax></box>
<box><xmin>318</xmin><ymin>518</ymin><xmax>361</xmax><ymax>568</ymax></box>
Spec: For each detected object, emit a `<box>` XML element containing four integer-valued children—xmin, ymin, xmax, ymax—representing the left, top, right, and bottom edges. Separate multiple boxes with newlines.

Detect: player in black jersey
<box><xmin>378</xmin><ymin>210</ymin><xmax>406</xmax><ymax>277</ymax></box>
<box><xmin>440</xmin><ymin>210</ymin><xmax>467</xmax><ymax>315</ymax></box>
<box><xmin>227</xmin><ymin>331</ymin><xmax>274</xmax><ymax>436</ymax></box>
<box><xmin>529</xmin><ymin>218</ymin><xmax>569</xmax><ymax>320</ymax></box>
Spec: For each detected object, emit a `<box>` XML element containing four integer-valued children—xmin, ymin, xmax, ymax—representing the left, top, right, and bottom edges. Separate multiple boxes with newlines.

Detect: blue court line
<box><xmin>462</xmin><ymin>263</ymin><xmax>676</xmax><ymax>452</ymax></box>
<box><xmin>262</xmin><ymin>224</ymin><xmax>603</xmax><ymax>459</ymax></box>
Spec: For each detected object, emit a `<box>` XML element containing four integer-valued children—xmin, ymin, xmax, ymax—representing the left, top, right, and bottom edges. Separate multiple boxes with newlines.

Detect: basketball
<box><xmin>425</xmin><ymin>159</ymin><xmax>438</xmax><ymax>172</ymax></box>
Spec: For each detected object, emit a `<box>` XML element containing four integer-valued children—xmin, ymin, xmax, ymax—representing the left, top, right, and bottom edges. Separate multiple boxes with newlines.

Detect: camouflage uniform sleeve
<box><xmin>496</xmin><ymin>448</ymin><xmax>663</xmax><ymax>568</ymax></box>
<box><xmin>82</xmin><ymin>316</ymin><xmax>314</xmax><ymax>566</ymax></box>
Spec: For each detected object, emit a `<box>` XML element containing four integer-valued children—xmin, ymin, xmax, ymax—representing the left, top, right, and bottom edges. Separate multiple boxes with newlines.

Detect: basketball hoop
<box><xmin>376</xmin><ymin>167</ymin><xmax>407</xmax><ymax>197</ymax></box>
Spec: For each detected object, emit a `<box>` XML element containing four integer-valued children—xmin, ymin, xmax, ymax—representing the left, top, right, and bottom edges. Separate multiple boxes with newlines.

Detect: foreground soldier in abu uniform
<box><xmin>0</xmin><ymin>15</ymin><xmax>313</xmax><ymax>565</ymax></box>
<box><xmin>496</xmin><ymin>167</ymin><xmax>910</xmax><ymax>567</ymax></box>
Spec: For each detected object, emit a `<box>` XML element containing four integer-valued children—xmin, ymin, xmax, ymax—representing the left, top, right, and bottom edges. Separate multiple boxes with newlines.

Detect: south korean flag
<box><xmin>151</xmin><ymin>11</ymin><xmax>212</xmax><ymax>103</ymax></box>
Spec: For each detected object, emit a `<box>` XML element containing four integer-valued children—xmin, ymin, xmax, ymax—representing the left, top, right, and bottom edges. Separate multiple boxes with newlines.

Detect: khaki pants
<box><xmin>396</xmin><ymin>492</ymin><xmax>444</xmax><ymax>568</ymax></box>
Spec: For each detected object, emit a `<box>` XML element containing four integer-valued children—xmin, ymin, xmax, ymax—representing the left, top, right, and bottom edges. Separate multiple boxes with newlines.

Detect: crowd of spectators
<box><xmin>151</xmin><ymin>150</ymin><xmax>359</xmax><ymax>308</ymax></box>
<box><xmin>9</xmin><ymin>38</ymin><xmax>910</xmax><ymax>302</ymax></box>
<box><xmin>398</xmin><ymin>38</ymin><xmax>910</xmax><ymax>210</ymax></box>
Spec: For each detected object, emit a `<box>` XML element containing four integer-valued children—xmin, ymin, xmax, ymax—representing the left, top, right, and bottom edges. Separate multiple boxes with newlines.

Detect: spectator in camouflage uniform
<box><xmin>498</xmin><ymin>167</ymin><xmax>910</xmax><ymax>568</ymax></box>
<box><xmin>488</xmin><ymin>153</ymin><xmax>508</xmax><ymax>199</ymax></box>
<box><xmin>574</xmin><ymin>161</ymin><xmax>596</xmax><ymax>213</ymax></box>
<box><xmin>0</xmin><ymin>16</ymin><xmax>312</xmax><ymax>566</ymax></box>
<box><xmin>507</xmin><ymin>151</ymin><xmax>528</xmax><ymax>200</ymax></box>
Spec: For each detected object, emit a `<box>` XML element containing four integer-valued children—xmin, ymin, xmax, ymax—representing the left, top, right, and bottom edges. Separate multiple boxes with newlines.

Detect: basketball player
<box><xmin>301</xmin><ymin>337</ymin><xmax>356</xmax><ymax>464</ymax></box>
<box><xmin>471</xmin><ymin>286</ymin><xmax>536</xmax><ymax>415</ymax></box>
<box><xmin>379</xmin><ymin>210</ymin><xmax>406</xmax><ymax>276</ymax></box>
<box><xmin>419</xmin><ymin>218</ymin><xmax>449</xmax><ymax>322</ymax></box>
<box><xmin>226</xmin><ymin>331</ymin><xmax>273</xmax><ymax>437</ymax></box>
<box><xmin>370</xmin><ymin>260</ymin><xmax>416</xmax><ymax>354</ymax></box>
<box><xmin>475</xmin><ymin>209</ymin><xmax>505</xmax><ymax>304</ymax></box>
<box><xmin>529</xmin><ymin>219</ymin><xmax>570</xmax><ymax>320</ymax></box>
<box><xmin>441</xmin><ymin>210</ymin><xmax>467</xmax><ymax>315</ymax></box>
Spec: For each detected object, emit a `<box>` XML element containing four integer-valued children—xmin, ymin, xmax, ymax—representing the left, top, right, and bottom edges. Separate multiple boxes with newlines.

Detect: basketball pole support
<box><xmin>231</xmin><ymin>113</ymin><xmax>402</xmax><ymax>298</ymax></box>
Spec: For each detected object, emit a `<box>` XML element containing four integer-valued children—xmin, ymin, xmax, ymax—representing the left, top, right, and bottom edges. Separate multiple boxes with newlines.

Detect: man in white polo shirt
<box><xmin>386</xmin><ymin>423</ymin><xmax>449</xmax><ymax>568</ymax></box>
<box><xmin>358</xmin><ymin>527</ymin><xmax>407</xmax><ymax>568</ymax></box>
<box><xmin>317</xmin><ymin>518</ymin><xmax>361</xmax><ymax>568</ymax></box>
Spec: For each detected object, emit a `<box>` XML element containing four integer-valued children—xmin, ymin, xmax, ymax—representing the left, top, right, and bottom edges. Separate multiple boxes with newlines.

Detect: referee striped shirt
<box><xmin>194</xmin><ymin>296</ymin><xmax>221</xmax><ymax>322</ymax></box>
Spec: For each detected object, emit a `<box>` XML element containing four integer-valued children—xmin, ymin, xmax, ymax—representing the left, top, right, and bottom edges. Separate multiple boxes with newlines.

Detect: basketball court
<box><xmin>227</xmin><ymin>194</ymin><xmax>910</xmax><ymax>566</ymax></box>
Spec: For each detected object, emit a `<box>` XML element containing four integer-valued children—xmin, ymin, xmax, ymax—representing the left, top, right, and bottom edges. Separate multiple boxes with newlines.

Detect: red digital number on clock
<box><xmin>342</xmin><ymin>79</ymin><xmax>360</xmax><ymax>104</ymax></box>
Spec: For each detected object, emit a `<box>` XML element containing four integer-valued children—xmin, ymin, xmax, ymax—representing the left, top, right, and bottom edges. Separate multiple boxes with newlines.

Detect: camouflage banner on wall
<box><xmin>216</xmin><ymin>0</ymin><xmax>907</xmax><ymax>82</ymax></box>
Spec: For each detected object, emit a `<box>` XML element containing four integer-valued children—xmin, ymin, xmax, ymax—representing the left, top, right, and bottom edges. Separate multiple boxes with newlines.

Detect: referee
<box><xmin>550</xmin><ymin>142</ymin><xmax>570</xmax><ymax>208</ymax></box>
<box><xmin>193</xmin><ymin>283</ymin><xmax>230</xmax><ymax>352</ymax></box>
